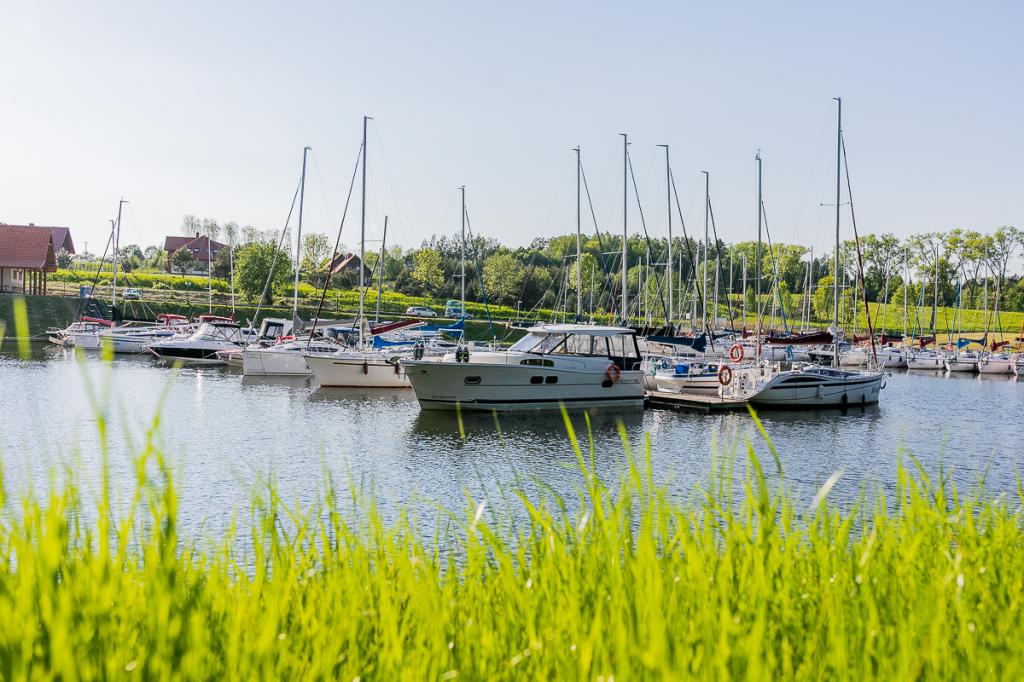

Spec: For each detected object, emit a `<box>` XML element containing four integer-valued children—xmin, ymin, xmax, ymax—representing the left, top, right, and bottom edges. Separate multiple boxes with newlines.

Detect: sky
<box><xmin>1</xmin><ymin>1</ymin><xmax>1021</xmax><ymax>259</ymax></box>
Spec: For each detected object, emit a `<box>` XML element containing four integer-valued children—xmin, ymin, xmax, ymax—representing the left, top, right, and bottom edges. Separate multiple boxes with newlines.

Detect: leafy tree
<box><xmin>235</xmin><ymin>242</ymin><xmax>294</xmax><ymax>304</ymax></box>
<box><xmin>812</xmin><ymin>275</ymin><xmax>854</xmax><ymax>326</ymax></box>
<box><xmin>567</xmin><ymin>253</ymin><xmax>601</xmax><ymax>303</ymax></box>
<box><xmin>411</xmin><ymin>248</ymin><xmax>444</xmax><ymax>294</ymax></box>
<box><xmin>171</xmin><ymin>248</ymin><xmax>197</xmax><ymax>274</ymax></box>
<box><xmin>300</xmin><ymin>233</ymin><xmax>331</xmax><ymax>283</ymax></box>
<box><xmin>55</xmin><ymin>248</ymin><xmax>74</xmax><ymax>269</ymax></box>
<box><xmin>482</xmin><ymin>252</ymin><xmax>524</xmax><ymax>305</ymax></box>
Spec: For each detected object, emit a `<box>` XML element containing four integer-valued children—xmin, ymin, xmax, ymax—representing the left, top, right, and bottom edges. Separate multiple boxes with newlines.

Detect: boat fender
<box><xmin>717</xmin><ymin>365</ymin><xmax>733</xmax><ymax>386</ymax></box>
<box><xmin>880</xmin><ymin>377</ymin><xmax>886</xmax><ymax>390</ymax></box>
<box><xmin>394</xmin><ymin>362</ymin><xmax>400</xmax><ymax>375</ymax></box>
<box><xmin>362</xmin><ymin>361</ymin><xmax>369</xmax><ymax>375</ymax></box>
<box><xmin>413</xmin><ymin>340</ymin><xmax>425</xmax><ymax>360</ymax></box>
<box><xmin>605</xmin><ymin>364</ymin><xmax>622</xmax><ymax>384</ymax></box>
<box><xmin>729</xmin><ymin>343</ymin><xmax>744</xmax><ymax>363</ymax></box>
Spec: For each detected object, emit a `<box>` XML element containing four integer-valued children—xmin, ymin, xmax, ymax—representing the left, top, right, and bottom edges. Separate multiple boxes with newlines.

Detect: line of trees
<box><xmin>68</xmin><ymin>215</ymin><xmax>1024</xmax><ymax>318</ymax></box>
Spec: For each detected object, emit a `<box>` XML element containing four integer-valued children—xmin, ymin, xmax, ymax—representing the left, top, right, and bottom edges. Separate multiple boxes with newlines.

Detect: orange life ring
<box><xmin>717</xmin><ymin>365</ymin><xmax>733</xmax><ymax>386</ymax></box>
<box><xmin>729</xmin><ymin>343</ymin><xmax>744</xmax><ymax>363</ymax></box>
<box><xmin>605</xmin><ymin>364</ymin><xmax>622</xmax><ymax>383</ymax></box>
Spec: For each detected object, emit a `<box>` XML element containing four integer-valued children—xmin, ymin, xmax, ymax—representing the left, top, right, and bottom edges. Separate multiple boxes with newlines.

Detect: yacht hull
<box><xmin>737</xmin><ymin>370</ymin><xmax>884</xmax><ymax>408</ymax></box>
<box><xmin>403</xmin><ymin>360</ymin><xmax>644</xmax><ymax>411</ymax></box>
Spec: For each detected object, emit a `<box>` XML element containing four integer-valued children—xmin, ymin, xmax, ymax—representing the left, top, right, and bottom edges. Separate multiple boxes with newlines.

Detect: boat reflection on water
<box><xmin>241</xmin><ymin>374</ymin><xmax>314</xmax><ymax>390</ymax></box>
<box><xmin>409</xmin><ymin>405</ymin><xmax>644</xmax><ymax>441</ymax></box>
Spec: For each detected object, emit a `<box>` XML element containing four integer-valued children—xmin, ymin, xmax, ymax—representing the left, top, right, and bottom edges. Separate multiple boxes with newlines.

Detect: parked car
<box><xmin>122</xmin><ymin>287</ymin><xmax>142</xmax><ymax>300</ymax></box>
<box><xmin>405</xmin><ymin>306</ymin><xmax>438</xmax><ymax>318</ymax></box>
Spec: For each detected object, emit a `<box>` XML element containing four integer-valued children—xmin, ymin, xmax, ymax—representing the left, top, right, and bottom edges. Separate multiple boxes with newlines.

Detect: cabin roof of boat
<box><xmin>526</xmin><ymin>324</ymin><xmax>635</xmax><ymax>337</ymax></box>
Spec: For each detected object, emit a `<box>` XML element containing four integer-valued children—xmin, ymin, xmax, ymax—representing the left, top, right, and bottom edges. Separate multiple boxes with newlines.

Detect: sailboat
<box><xmin>305</xmin><ymin>116</ymin><xmax>412</xmax><ymax>388</ymax></box>
<box><xmin>724</xmin><ymin>99</ymin><xmax>884</xmax><ymax>407</ymax></box>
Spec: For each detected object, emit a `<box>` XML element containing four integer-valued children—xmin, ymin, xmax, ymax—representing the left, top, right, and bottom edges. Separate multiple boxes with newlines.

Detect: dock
<box><xmin>645</xmin><ymin>390</ymin><xmax>750</xmax><ymax>413</ymax></box>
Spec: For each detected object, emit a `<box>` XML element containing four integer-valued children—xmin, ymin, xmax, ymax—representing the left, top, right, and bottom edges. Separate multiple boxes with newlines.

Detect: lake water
<box><xmin>2</xmin><ymin>342</ymin><xmax>1023</xmax><ymax>533</ymax></box>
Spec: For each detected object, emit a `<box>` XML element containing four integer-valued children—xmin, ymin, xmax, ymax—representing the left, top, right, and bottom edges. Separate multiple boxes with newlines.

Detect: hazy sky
<box><xmin>2</xmin><ymin>1</ymin><xmax>1021</xmax><ymax>258</ymax></box>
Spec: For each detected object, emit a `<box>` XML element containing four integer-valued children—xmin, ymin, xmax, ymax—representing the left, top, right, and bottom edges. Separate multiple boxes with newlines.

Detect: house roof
<box><xmin>0</xmin><ymin>224</ymin><xmax>74</xmax><ymax>254</ymax></box>
<box><xmin>0</xmin><ymin>225</ymin><xmax>57</xmax><ymax>271</ymax></box>
<box><xmin>327</xmin><ymin>252</ymin><xmax>372</xmax><ymax>276</ymax></box>
<box><xmin>164</xmin><ymin>234</ymin><xmax>227</xmax><ymax>261</ymax></box>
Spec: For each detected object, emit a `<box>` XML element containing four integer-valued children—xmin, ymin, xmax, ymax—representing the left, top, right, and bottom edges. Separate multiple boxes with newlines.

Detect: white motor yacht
<box><xmin>146</xmin><ymin>322</ymin><xmax>250</xmax><ymax>365</ymax></box>
<box><xmin>1015</xmin><ymin>354</ymin><xmax>1024</xmax><ymax>376</ymax></box>
<box><xmin>401</xmin><ymin>324</ymin><xmax>645</xmax><ymax>411</ymax></box>
<box><xmin>97</xmin><ymin>315</ymin><xmax>193</xmax><ymax>354</ymax></box>
<box><xmin>47</xmin><ymin>318</ymin><xmax>111</xmax><ymax>347</ymax></box>
<box><xmin>945</xmin><ymin>351</ymin><xmax>979</xmax><ymax>373</ymax></box>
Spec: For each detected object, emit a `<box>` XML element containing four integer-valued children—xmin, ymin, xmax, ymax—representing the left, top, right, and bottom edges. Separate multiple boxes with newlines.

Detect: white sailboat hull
<box><xmin>306</xmin><ymin>354</ymin><xmax>410</xmax><ymax>388</ymax></box>
<box><xmin>907</xmin><ymin>353</ymin><xmax>944</xmax><ymax>370</ymax></box>
<box><xmin>654</xmin><ymin>372</ymin><xmax>722</xmax><ymax>395</ymax></box>
<box><xmin>978</xmin><ymin>358</ymin><xmax>1013</xmax><ymax>375</ymax></box>
<box><xmin>945</xmin><ymin>357</ymin><xmax>978</xmax><ymax>372</ymax></box>
<box><xmin>243</xmin><ymin>348</ymin><xmax>312</xmax><ymax>376</ymax></box>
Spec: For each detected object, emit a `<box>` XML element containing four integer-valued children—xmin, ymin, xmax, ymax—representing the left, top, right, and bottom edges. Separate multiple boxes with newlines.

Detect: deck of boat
<box><xmin>644</xmin><ymin>390</ymin><xmax>750</xmax><ymax>413</ymax></box>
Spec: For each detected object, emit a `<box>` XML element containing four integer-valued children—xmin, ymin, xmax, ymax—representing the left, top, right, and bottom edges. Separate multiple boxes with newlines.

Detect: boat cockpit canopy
<box><xmin>509</xmin><ymin>325</ymin><xmax>640</xmax><ymax>364</ymax></box>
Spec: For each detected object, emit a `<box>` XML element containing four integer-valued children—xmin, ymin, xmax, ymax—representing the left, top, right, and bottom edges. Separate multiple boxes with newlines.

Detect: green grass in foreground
<box><xmin>1</xmin><ymin>411</ymin><xmax>1023</xmax><ymax>680</ymax></box>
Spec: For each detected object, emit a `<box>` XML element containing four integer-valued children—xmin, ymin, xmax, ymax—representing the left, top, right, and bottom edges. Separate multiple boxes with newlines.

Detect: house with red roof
<box><xmin>0</xmin><ymin>223</ymin><xmax>74</xmax><ymax>254</ymax></box>
<box><xmin>0</xmin><ymin>225</ymin><xmax>57</xmax><ymax>294</ymax></box>
<box><xmin>163</xmin><ymin>234</ymin><xmax>227</xmax><ymax>273</ymax></box>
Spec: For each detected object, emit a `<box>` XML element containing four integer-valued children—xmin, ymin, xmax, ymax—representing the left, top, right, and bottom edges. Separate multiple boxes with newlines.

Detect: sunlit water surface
<box><xmin>2</xmin><ymin>343</ymin><xmax>1022</xmax><ymax>536</ymax></box>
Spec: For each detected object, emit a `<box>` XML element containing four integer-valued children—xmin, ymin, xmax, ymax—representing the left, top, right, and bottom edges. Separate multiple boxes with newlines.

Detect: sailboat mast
<box><xmin>359</xmin><ymin>116</ymin><xmax>369</xmax><ymax>349</ymax></box>
<box><xmin>931</xmin><ymin>243</ymin><xmax>939</xmax><ymax>336</ymax></box>
<box><xmin>702</xmin><ymin>171</ymin><xmax>710</xmax><ymax>335</ymax></box>
<box><xmin>833</xmin><ymin>97</ymin><xmax>842</xmax><ymax>368</ymax></box>
<box><xmin>620</xmin><ymin>133</ymin><xmax>628</xmax><ymax>325</ymax></box>
<box><xmin>112</xmin><ymin>199</ymin><xmax>124</xmax><ymax>310</ymax></box>
<box><xmin>755</xmin><ymin>155</ymin><xmax>762</xmax><ymax>359</ymax></box>
<box><xmin>293</xmin><ymin>146</ymin><xmax>310</xmax><ymax>317</ymax></box>
<box><xmin>376</xmin><ymin>217</ymin><xmax>387</xmax><ymax>324</ymax></box>
<box><xmin>575</xmin><ymin>147</ymin><xmax>582</xmax><ymax>320</ymax></box>
<box><xmin>460</xmin><ymin>185</ymin><xmax>466</xmax><ymax>314</ymax></box>
<box><xmin>658</xmin><ymin>144</ymin><xmax>672</xmax><ymax>329</ymax></box>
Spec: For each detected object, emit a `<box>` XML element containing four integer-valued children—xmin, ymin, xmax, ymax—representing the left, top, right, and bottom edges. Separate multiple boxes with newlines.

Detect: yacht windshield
<box><xmin>508</xmin><ymin>333</ymin><xmax>546</xmax><ymax>353</ymax></box>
